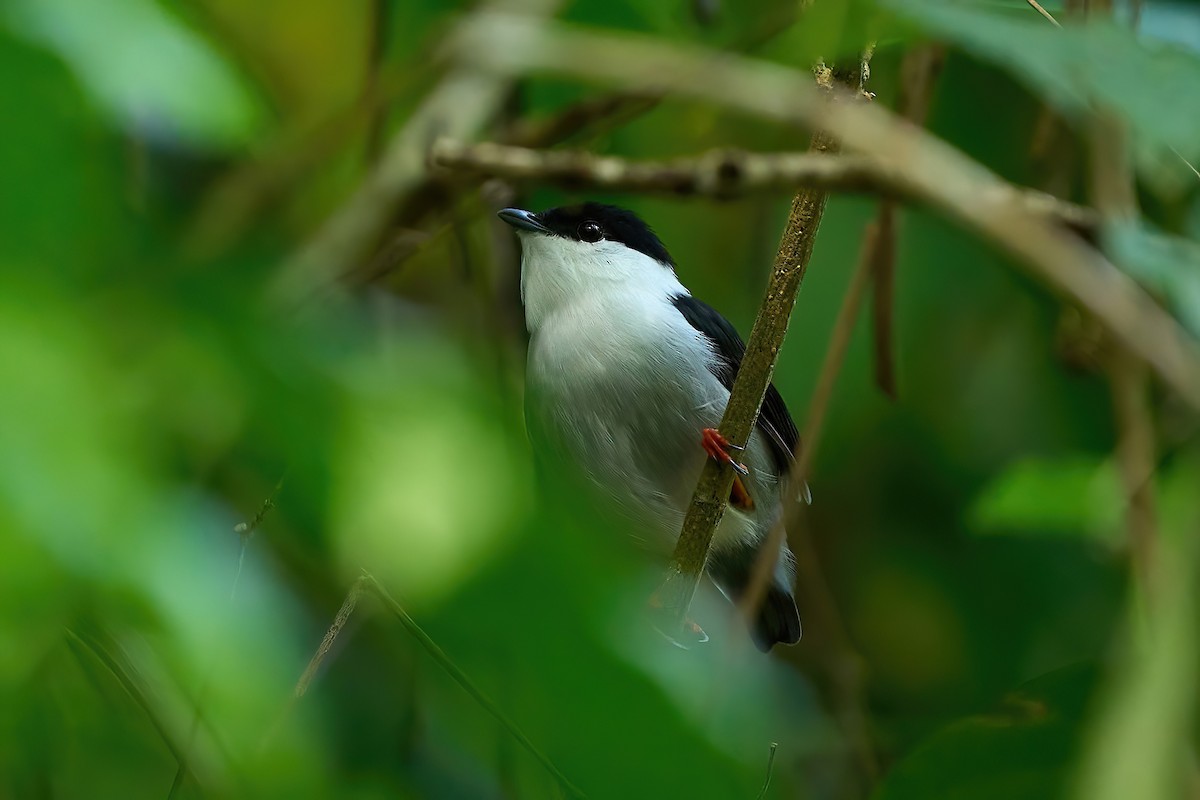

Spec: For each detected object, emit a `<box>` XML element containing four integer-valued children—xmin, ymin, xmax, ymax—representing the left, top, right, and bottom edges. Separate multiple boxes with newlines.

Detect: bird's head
<box><xmin>498</xmin><ymin>203</ymin><xmax>680</xmax><ymax>331</ymax></box>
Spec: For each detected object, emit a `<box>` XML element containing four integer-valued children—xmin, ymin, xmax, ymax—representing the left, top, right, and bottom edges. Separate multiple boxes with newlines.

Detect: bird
<box><xmin>497</xmin><ymin>202</ymin><xmax>804</xmax><ymax>651</ymax></box>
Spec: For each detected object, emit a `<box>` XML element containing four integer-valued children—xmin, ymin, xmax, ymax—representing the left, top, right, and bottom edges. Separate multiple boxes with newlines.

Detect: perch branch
<box><xmin>446</xmin><ymin>12</ymin><xmax>1200</xmax><ymax>412</ymax></box>
<box><xmin>428</xmin><ymin>139</ymin><xmax>1097</xmax><ymax>234</ymax></box>
<box><xmin>655</xmin><ymin>55</ymin><xmax>870</xmax><ymax>629</ymax></box>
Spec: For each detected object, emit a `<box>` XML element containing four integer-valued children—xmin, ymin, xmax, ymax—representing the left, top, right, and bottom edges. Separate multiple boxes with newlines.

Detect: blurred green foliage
<box><xmin>1</xmin><ymin>1</ymin><xmax>1198</xmax><ymax>799</ymax></box>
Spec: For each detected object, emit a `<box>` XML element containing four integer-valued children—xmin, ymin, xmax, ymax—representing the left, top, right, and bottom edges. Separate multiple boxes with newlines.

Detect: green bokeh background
<box><xmin>2</xmin><ymin>1</ymin><xmax>1198</xmax><ymax>798</ymax></box>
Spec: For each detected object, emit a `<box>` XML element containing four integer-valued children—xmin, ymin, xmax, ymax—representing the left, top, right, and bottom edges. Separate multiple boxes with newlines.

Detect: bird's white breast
<box><xmin>519</xmin><ymin>233</ymin><xmax>777</xmax><ymax>553</ymax></box>
<box><xmin>526</xmin><ymin>286</ymin><xmax>761</xmax><ymax>546</ymax></box>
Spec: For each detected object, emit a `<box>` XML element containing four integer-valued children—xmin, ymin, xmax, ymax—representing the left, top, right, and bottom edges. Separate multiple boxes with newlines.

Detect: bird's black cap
<box><xmin>497</xmin><ymin>203</ymin><xmax>675</xmax><ymax>267</ymax></box>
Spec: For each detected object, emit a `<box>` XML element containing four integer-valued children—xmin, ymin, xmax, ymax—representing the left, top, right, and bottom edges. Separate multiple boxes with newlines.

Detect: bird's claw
<box><xmin>647</xmin><ymin>591</ymin><xmax>710</xmax><ymax>648</ymax></box>
<box><xmin>701</xmin><ymin>428</ymin><xmax>749</xmax><ymax>475</ymax></box>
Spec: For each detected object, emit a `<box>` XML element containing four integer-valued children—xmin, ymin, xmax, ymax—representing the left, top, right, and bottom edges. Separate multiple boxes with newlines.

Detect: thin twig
<box><xmin>170</xmin><ymin>480</ymin><xmax>286</xmax><ymax>798</ymax></box>
<box><xmin>1170</xmin><ymin>146</ymin><xmax>1200</xmax><ymax>183</ymax></box>
<box><xmin>739</xmin><ymin>218</ymin><xmax>878</xmax><ymax>623</ymax></box>
<box><xmin>446</xmin><ymin>12</ymin><xmax>1200</xmax><ymax>411</ymax></box>
<box><xmin>1026</xmin><ymin>0</ymin><xmax>1064</xmax><ymax>27</ymax></box>
<box><xmin>293</xmin><ymin>577</ymin><xmax>366</xmax><ymax>698</ymax></box>
<box><xmin>1110</xmin><ymin>348</ymin><xmax>1158</xmax><ymax>599</ymax></box>
<box><xmin>362</xmin><ymin>574</ymin><xmax>588</xmax><ymax>798</ymax></box>
<box><xmin>288</xmin><ymin>573</ymin><xmax>587</xmax><ymax>798</ymax></box>
<box><xmin>756</xmin><ymin>742</ymin><xmax>779</xmax><ymax>800</ymax></box>
<box><xmin>869</xmin><ymin>45</ymin><xmax>945</xmax><ymax>399</ymax></box>
<box><xmin>232</xmin><ymin>477</ymin><xmax>284</xmax><ymax>540</ymax></box>
<box><xmin>231</xmin><ymin>476</ymin><xmax>283</xmax><ymax>601</ymax></box>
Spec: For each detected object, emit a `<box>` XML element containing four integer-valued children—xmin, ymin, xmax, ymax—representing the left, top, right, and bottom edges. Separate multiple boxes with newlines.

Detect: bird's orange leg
<box><xmin>700</xmin><ymin>428</ymin><xmax>755</xmax><ymax>511</ymax></box>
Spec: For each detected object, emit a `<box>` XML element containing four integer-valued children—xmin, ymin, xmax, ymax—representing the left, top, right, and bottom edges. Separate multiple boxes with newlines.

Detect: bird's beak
<box><xmin>497</xmin><ymin>207</ymin><xmax>551</xmax><ymax>234</ymax></box>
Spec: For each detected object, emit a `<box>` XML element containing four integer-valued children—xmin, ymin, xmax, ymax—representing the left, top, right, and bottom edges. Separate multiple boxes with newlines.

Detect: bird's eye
<box><xmin>578</xmin><ymin>220</ymin><xmax>604</xmax><ymax>243</ymax></box>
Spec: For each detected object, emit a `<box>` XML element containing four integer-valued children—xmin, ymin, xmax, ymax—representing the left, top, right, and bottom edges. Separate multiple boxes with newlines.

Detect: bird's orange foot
<box><xmin>700</xmin><ymin>428</ymin><xmax>755</xmax><ymax>511</ymax></box>
<box><xmin>701</xmin><ymin>428</ymin><xmax>749</xmax><ymax>476</ymax></box>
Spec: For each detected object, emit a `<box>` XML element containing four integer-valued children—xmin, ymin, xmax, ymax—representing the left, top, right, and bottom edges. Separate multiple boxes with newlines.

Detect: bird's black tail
<box><xmin>709</xmin><ymin>551</ymin><xmax>802</xmax><ymax>651</ymax></box>
<box><xmin>751</xmin><ymin>584</ymin><xmax>802</xmax><ymax>652</ymax></box>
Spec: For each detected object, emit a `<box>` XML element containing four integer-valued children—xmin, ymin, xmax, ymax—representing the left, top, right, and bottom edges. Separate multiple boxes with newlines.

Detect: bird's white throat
<box><xmin>518</xmin><ymin>232</ymin><xmax>685</xmax><ymax>333</ymax></box>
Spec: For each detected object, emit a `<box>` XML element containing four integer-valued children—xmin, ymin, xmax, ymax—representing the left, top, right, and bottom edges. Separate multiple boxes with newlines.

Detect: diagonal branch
<box><xmin>428</xmin><ymin>139</ymin><xmax>1096</xmax><ymax>234</ymax></box>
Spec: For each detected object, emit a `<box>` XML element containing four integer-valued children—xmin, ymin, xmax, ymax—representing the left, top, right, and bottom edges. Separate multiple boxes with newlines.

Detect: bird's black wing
<box><xmin>671</xmin><ymin>294</ymin><xmax>800</xmax><ymax>475</ymax></box>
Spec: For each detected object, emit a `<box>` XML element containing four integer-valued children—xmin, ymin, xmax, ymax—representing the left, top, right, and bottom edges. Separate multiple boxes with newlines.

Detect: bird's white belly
<box><xmin>527</xmin><ymin>298</ymin><xmax>769</xmax><ymax>551</ymax></box>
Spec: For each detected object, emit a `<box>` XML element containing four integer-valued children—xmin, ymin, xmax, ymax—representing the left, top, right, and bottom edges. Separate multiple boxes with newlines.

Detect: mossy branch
<box><xmin>658</xmin><ymin>63</ymin><xmax>867</xmax><ymax>630</ymax></box>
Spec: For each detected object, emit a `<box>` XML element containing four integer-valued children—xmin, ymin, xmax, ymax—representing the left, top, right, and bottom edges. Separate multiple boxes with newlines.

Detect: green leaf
<box><xmin>1104</xmin><ymin>220</ymin><xmax>1200</xmax><ymax>337</ymax></box>
<box><xmin>1072</xmin><ymin>460</ymin><xmax>1200</xmax><ymax>800</ymax></box>
<box><xmin>874</xmin><ymin>664</ymin><xmax>1099</xmax><ymax>800</ymax></box>
<box><xmin>969</xmin><ymin>457</ymin><xmax>1123</xmax><ymax>539</ymax></box>
<box><xmin>886</xmin><ymin>0</ymin><xmax>1200</xmax><ymax>194</ymax></box>
<box><xmin>2</xmin><ymin>0</ymin><xmax>266</xmax><ymax>150</ymax></box>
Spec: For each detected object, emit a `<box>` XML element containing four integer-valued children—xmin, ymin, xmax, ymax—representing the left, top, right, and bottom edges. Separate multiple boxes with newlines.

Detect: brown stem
<box><xmin>1110</xmin><ymin>350</ymin><xmax>1158</xmax><ymax>599</ymax></box>
<box><xmin>658</xmin><ymin>64</ymin><xmax>860</xmax><ymax>630</ymax></box>
<box><xmin>427</xmin><ymin>140</ymin><xmax>1097</xmax><ymax>235</ymax></box>
<box><xmin>870</xmin><ymin>203</ymin><xmax>898</xmax><ymax>399</ymax></box>
<box><xmin>738</xmin><ymin>212</ymin><xmax>883</xmax><ymax>788</ymax></box>
<box><xmin>272</xmin><ymin>0</ymin><xmax>566</xmax><ymax>308</ymax></box>
<box><xmin>868</xmin><ymin>45</ymin><xmax>945</xmax><ymax>400</ymax></box>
